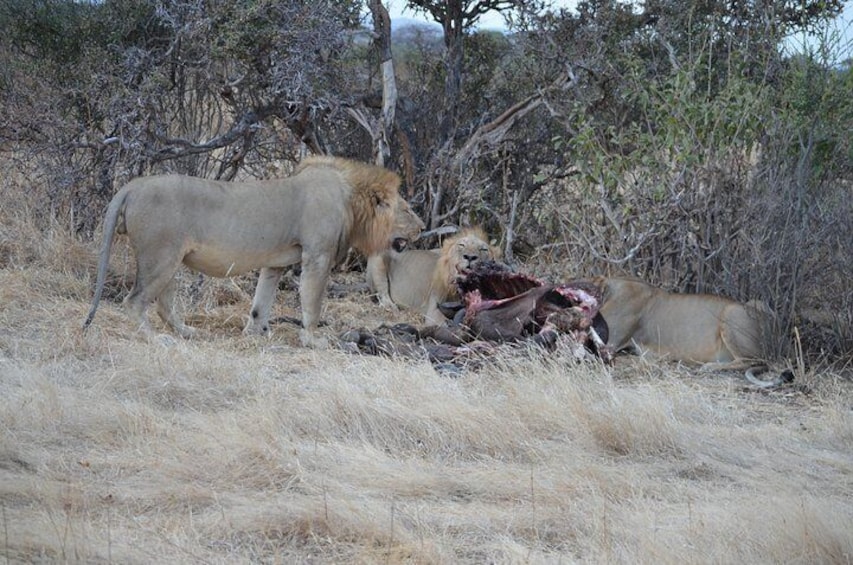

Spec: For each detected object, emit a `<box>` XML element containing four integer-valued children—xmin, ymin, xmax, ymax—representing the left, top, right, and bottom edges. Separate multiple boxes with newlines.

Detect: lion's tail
<box><xmin>744</xmin><ymin>366</ymin><xmax>795</xmax><ymax>389</ymax></box>
<box><xmin>83</xmin><ymin>187</ymin><xmax>129</xmax><ymax>330</ymax></box>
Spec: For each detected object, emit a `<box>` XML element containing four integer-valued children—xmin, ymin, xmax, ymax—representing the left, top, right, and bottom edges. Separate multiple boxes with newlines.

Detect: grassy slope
<box><xmin>1</xmin><ymin>203</ymin><xmax>852</xmax><ymax>564</ymax></box>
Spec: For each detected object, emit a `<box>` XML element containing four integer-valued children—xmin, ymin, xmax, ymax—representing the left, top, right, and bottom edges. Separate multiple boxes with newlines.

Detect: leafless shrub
<box><xmin>0</xmin><ymin>0</ymin><xmax>364</xmax><ymax>235</ymax></box>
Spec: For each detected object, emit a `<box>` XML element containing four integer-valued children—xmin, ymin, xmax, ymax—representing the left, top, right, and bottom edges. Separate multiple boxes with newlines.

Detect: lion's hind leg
<box><xmin>156</xmin><ymin>278</ymin><xmax>196</xmax><ymax>338</ymax></box>
<box><xmin>124</xmin><ymin>250</ymin><xmax>185</xmax><ymax>337</ymax></box>
<box><xmin>123</xmin><ymin>288</ymin><xmax>155</xmax><ymax>336</ymax></box>
<box><xmin>698</xmin><ymin>359</ymin><xmax>754</xmax><ymax>373</ymax></box>
<box><xmin>720</xmin><ymin>303</ymin><xmax>767</xmax><ymax>359</ymax></box>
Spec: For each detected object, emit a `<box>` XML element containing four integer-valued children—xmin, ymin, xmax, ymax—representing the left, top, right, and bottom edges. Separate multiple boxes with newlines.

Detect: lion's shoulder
<box><xmin>389</xmin><ymin>249</ymin><xmax>442</xmax><ymax>285</ymax></box>
<box><xmin>289</xmin><ymin>156</ymin><xmax>415</xmax><ymax>257</ymax></box>
<box><xmin>377</xmin><ymin>249</ymin><xmax>441</xmax><ymax>312</ymax></box>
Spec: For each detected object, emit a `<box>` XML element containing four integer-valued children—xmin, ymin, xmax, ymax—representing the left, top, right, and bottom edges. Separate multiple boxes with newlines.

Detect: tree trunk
<box><xmin>364</xmin><ymin>0</ymin><xmax>398</xmax><ymax>167</ymax></box>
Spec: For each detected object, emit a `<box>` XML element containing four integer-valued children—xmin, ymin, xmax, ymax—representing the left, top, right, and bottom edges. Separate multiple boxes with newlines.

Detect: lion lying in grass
<box><xmin>84</xmin><ymin>156</ymin><xmax>424</xmax><ymax>347</ymax></box>
<box><xmin>596</xmin><ymin>277</ymin><xmax>791</xmax><ymax>387</ymax></box>
<box><xmin>366</xmin><ymin>227</ymin><xmax>497</xmax><ymax>325</ymax></box>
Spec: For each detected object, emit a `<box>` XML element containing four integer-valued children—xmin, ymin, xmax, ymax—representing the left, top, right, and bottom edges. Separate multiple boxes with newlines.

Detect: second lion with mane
<box><xmin>366</xmin><ymin>227</ymin><xmax>497</xmax><ymax>325</ymax></box>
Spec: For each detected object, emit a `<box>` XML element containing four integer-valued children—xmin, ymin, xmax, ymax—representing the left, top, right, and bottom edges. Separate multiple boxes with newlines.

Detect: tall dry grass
<box><xmin>1</xmin><ymin>173</ymin><xmax>852</xmax><ymax>563</ymax></box>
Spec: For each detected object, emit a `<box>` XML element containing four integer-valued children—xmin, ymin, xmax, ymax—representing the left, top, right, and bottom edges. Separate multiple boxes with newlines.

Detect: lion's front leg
<box><xmin>299</xmin><ymin>254</ymin><xmax>333</xmax><ymax>348</ymax></box>
<box><xmin>366</xmin><ymin>253</ymin><xmax>397</xmax><ymax>309</ymax></box>
<box><xmin>244</xmin><ymin>267</ymin><xmax>285</xmax><ymax>336</ymax></box>
<box><xmin>424</xmin><ymin>294</ymin><xmax>448</xmax><ymax>326</ymax></box>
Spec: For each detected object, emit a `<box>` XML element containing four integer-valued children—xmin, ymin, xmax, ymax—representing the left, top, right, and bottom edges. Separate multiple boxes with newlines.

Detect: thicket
<box><xmin>0</xmin><ymin>0</ymin><xmax>850</xmax><ymax>362</ymax></box>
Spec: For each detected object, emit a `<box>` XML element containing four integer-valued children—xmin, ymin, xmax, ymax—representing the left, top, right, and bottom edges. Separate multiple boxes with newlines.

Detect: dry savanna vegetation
<box><xmin>2</xmin><ymin>169</ymin><xmax>852</xmax><ymax>564</ymax></box>
<box><xmin>2</xmin><ymin>0</ymin><xmax>852</xmax><ymax>562</ymax></box>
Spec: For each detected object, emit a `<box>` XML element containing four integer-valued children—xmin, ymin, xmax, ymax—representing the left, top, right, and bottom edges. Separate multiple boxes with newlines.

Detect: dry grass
<box><xmin>1</xmin><ymin>188</ymin><xmax>852</xmax><ymax>564</ymax></box>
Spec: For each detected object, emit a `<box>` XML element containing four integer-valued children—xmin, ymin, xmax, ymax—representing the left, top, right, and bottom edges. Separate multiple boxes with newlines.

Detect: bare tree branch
<box><xmin>455</xmin><ymin>71</ymin><xmax>574</xmax><ymax>166</ymax></box>
<box><xmin>150</xmin><ymin>108</ymin><xmax>273</xmax><ymax>161</ymax></box>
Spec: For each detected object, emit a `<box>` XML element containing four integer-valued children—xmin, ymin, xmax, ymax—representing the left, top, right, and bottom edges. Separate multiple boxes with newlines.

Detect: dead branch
<box><xmin>151</xmin><ymin>107</ymin><xmax>276</xmax><ymax>161</ymax></box>
<box><xmin>454</xmin><ymin>71</ymin><xmax>575</xmax><ymax>167</ymax></box>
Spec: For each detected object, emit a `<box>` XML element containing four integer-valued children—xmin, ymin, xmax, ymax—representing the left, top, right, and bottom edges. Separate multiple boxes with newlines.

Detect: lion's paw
<box><xmin>174</xmin><ymin>324</ymin><xmax>197</xmax><ymax>339</ymax></box>
<box><xmin>243</xmin><ymin>320</ymin><xmax>271</xmax><ymax>337</ymax></box>
<box><xmin>378</xmin><ymin>297</ymin><xmax>399</xmax><ymax>311</ymax></box>
<box><xmin>154</xmin><ymin>333</ymin><xmax>179</xmax><ymax>348</ymax></box>
<box><xmin>299</xmin><ymin>329</ymin><xmax>330</xmax><ymax>349</ymax></box>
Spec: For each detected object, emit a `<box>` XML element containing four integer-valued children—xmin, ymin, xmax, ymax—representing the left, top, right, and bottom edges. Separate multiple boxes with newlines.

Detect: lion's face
<box><xmin>391</xmin><ymin>198</ymin><xmax>424</xmax><ymax>252</ymax></box>
<box><xmin>444</xmin><ymin>231</ymin><xmax>496</xmax><ymax>280</ymax></box>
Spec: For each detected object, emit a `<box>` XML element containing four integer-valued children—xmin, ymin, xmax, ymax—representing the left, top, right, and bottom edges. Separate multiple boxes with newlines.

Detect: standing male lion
<box><xmin>84</xmin><ymin>156</ymin><xmax>424</xmax><ymax>347</ymax></box>
<box><xmin>596</xmin><ymin>277</ymin><xmax>790</xmax><ymax>387</ymax></box>
<box><xmin>366</xmin><ymin>227</ymin><xmax>497</xmax><ymax>325</ymax></box>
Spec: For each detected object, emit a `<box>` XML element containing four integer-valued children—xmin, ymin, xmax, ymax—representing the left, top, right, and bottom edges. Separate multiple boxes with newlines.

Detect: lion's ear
<box><xmin>372</xmin><ymin>191</ymin><xmax>390</xmax><ymax>209</ymax></box>
<box><xmin>490</xmin><ymin>240</ymin><xmax>502</xmax><ymax>260</ymax></box>
<box><xmin>593</xmin><ymin>277</ymin><xmax>610</xmax><ymax>300</ymax></box>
